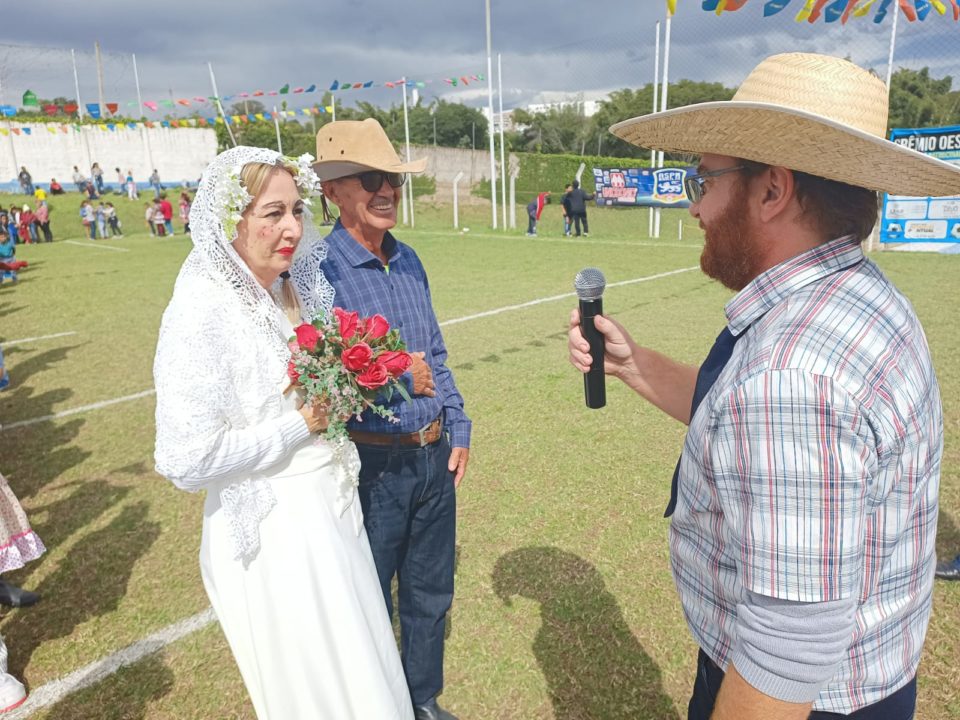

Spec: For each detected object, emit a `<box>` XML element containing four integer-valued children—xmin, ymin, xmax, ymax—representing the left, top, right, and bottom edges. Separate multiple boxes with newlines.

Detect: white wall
<box><xmin>0</xmin><ymin>123</ymin><xmax>218</xmax><ymax>187</ymax></box>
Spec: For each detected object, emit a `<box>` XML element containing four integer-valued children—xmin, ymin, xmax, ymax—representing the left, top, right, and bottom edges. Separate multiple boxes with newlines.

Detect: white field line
<box><xmin>3</xmin><ymin>331</ymin><xmax>77</xmax><ymax>347</ymax></box>
<box><xmin>3</xmin><ymin>266</ymin><xmax>697</xmax><ymax>433</ymax></box>
<box><xmin>439</xmin><ymin>266</ymin><xmax>699</xmax><ymax>327</ymax></box>
<box><xmin>0</xmin><ymin>263</ymin><xmax>699</xmax><ymax>706</ymax></box>
<box><xmin>62</xmin><ymin>240</ymin><xmax>130</xmax><ymax>252</ymax></box>
<box><xmin>4</xmin><ymin>608</ymin><xmax>217</xmax><ymax>720</ymax></box>
<box><xmin>413</xmin><ymin>227</ymin><xmax>702</xmax><ymax>248</ymax></box>
<box><xmin>0</xmin><ymin>390</ymin><xmax>156</xmax><ymax>431</ymax></box>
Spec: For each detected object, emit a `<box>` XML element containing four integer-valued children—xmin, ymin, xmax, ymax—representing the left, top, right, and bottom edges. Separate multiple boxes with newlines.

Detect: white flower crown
<box><xmin>217</xmin><ymin>153</ymin><xmax>321</xmax><ymax>243</ymax></box>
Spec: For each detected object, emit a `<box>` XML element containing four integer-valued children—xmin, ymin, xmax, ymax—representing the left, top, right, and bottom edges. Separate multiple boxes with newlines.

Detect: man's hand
<box><xmin>449</xmin><ymin>447</ymin><xmax>469</xmax><ymax>488</ymax></box>
<box><xmin>567</xmin><ymin>308</ymin><xmax>641</xmax><ymax>384</ymax></box>
<box><xmin>410</xmin><ymin>352</ymin><xmax>436</xmax><ymax>397</ymax></box>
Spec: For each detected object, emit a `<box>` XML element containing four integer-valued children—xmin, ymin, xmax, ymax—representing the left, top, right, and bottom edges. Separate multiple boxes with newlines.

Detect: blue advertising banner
<box><xmin>880</xmin><ymin>124</ymin><xmax>960</xmax><ymax>244</ymax></box>
<box><xmin>592</xmin><ymin>166</ymin><xmax>695</xmax><ymax>208</ymax></box>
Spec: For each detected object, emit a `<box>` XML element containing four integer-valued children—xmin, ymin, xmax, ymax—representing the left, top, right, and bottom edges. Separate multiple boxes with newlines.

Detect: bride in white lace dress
<box><xmin>153</xmin><ymin>147</ymin><xmax>413</xmax><ymax>720</ymax></box>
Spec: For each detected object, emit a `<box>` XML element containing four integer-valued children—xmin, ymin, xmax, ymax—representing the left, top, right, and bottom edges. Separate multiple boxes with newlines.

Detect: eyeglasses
<box><xmin>346</xmin><ymin>171</ymin><xmax>407</xmax><ymax>193</ymax></box>
<box><xmin>683</xmin><ymin>165</ymin><xmax>747</xmax><ymax>204</ymax></box>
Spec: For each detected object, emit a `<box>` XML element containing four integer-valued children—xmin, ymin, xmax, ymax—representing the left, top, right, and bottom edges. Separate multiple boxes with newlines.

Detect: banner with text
<box><xmin>592</xmin><ymin>166</ymin><xmax>695</xmax><ymax>208</ymax></box>
<box><xmin>881</xmin><ymin>124</ymin><xmax>960</xmax><ymax>244</ymax></box>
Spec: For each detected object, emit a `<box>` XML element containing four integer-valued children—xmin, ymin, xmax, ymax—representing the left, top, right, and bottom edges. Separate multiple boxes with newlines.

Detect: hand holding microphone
<box><xmin>574</xmin><ymin>268</ymin><xmax>607</xmax><ymax>409</ymax></box>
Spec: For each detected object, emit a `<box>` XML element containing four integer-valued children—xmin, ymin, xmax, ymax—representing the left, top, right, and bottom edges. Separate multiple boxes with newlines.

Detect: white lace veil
<box><xmin>186</xmin><ymin>146</ymin><xmax>334</xmax><ymax>339</ymax></box>
<box><xmin>160</xmin><ymin>146</ymin><xmax>334</xmax><ymax>563</ymax></box>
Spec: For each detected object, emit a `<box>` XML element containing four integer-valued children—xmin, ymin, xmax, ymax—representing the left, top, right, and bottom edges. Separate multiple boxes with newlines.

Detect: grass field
<box><xmin>1</xmin><ymin>190</ymin><xmax>958</xmax><ymax>719</ymax></box>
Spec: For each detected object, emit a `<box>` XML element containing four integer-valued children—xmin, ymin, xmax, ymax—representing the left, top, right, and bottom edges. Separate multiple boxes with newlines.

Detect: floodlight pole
<box><xmin>453</xmin><ymin>171</ymin><xmax>465</xmax><ymax>229</ymax></box>
<box><xmin>498</xmin><ymin>53</ymin><xmax>507</xmax><ymax>230</ymax></box>
<box><xmin>649</xmin><ymin>21</ymin><xmax>660</xmax><ymax>238</ymax></box>
<box><xmin>132</xmin><ymin>53</ymin><xmax>155</xmax><ymax>173</ymax></box>
<box><xmin>485</xmin><ymin>0</ymin><xmax>499</xmax><ymax>229</ymax></box>
<box><xmin>654</xmin><ymin>14</ymin><xmax>672</xmax><ymax>239</ymax></box>
<box><xmin>208</xmin><ymin>62</ymin><xmax>237</xmax><ymax>147</ymax></box>
<box><xmin>273</xmin><ymin>106</ymin><xmax>283</xmax><ymax>154</ymax></box>
<box><xmin>71</xmin><ymin>49</ymin><xmax>84</xmax><ymax>121</ymax></box>
<box><xmin>509</xmin><ymin>166</ymin><xmax>519</xmax><ymax>229</ymax></box>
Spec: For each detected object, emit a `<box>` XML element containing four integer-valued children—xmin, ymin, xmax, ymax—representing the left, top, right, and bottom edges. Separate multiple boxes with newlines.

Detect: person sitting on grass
<box><xmin>0</xmin><ymin>230</ymin><xmax>27</xmax><ymax>284</ymax></box>
<box><xmin>49</xmin><ymin>178</ymin><xmax>65</xmax><ymax>195</ymax></box>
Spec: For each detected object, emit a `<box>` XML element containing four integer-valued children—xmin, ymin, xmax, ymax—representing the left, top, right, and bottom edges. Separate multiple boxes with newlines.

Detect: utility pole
<box><xmin>94</xmin><ymin>41</ymin><xmax>106</xmax><ymax>121</ymax></box>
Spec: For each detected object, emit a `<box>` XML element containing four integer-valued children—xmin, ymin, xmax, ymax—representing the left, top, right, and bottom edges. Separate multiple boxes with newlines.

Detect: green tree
<box><xmin>888</xmin><ymin>67</ymin><xmax>960</xmax><ymax>130</ymax></box>
<box><xmin>590</xmin><ymin>80</ymin><xmax>734</xmax><ymax>158</ymax></box>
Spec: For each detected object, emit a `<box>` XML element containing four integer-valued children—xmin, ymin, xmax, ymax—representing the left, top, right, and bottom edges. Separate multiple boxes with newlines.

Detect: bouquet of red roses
<box><xmin>287</xmin><ymin>307</ymin><xmax>413</xmax><ymax>441</ymax></box>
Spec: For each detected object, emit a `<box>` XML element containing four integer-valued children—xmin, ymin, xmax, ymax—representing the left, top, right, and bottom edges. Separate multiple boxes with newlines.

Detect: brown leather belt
<box><xmin>349</xmin><ymin>417</ymin><xmax>442</xmax><ymax>448</ymax></box>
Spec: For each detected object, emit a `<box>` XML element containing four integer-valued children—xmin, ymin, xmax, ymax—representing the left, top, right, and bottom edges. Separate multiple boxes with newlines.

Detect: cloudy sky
<box><xmin>1</xmin><ymin>1</ymin><xmax>957</xmax><ymax>115</ymax></box>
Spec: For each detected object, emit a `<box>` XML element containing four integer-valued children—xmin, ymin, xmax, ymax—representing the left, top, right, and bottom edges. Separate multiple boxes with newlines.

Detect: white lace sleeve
<box><xmin>153</xmin><ymin>280</ymin><xmax>311</xmax><ymax>491</ymax></box>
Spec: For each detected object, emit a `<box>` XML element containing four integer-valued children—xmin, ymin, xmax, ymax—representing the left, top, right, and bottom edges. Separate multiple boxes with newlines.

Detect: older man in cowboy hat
<box><xmin>312</xmin><ymin>118</ymin><xmax>469</xmax><ymax>720</ymax></box>
<box><xmin>569</xmin><ymin>53</ymin><xmax>958</xmax><ymax>720</ymax></box>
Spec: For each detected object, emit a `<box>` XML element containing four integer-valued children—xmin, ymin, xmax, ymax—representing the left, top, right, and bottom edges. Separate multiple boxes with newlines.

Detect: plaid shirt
<box><xmin>671</xmin><ymin>235</ymin><xmax>942</xmax><ymax>713</ymax></box>
<box><xmin>320</xmin><ymin>221</ymin><xmax>471</xmax><ymax>447</ymax></box>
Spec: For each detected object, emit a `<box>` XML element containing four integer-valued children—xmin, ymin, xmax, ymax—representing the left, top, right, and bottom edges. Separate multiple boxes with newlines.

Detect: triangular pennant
<box><xmin>47</xmin><ymin>125</ymin><xmax>58</xmax><ymax>133</ymax></box>
<box><xmin>170</xmin><ymin>120</ymin><xmax>179</xmax><ymax>128</ymax></box>
<box><xmin>197</xmin><ymin>117</ymin><xmax>208</xmax><ymax>126</ymax></box>
<box><xmin>64</xmin><ymin>103</ymin><xmax>78</xmax><ymax>113</ymax></box>
<box><xmin>144</xmin><ymin>101</ymin><xmax>158</xmax><ymax>111</ymax></box>
<box><xmin>107</xmin><ymin>123</ymin><xmax>116</xmax><ymax>131</ymax></box>
<box><xmin>43</xmin><ymin>104</ymin><xmax>59</xmax><ymax>115</ymax></box>
<box><xmin>255</xmin><ymin>113</ymin><xmax>265</xmax><ymax>121</ymax></box>
<box><xmin>305</xmin><ymin>84</ymin><xmax>316</xmax><ymax>92</ymax></box>
<box><xmin>86</xmin><ymin>103</ymin><xmax>102</xmax><ymax>119</ymax></box>
<box><xmin>194</xmin><ymin>96</ymin><xmax>208</xmax><ymax>103</ymax></box>
<box><xmin>279</xmin><ymin>84</ymin><xmax>290</xmax><ymax>94</ymax></box>
<box><xmin>330</xmin><ymin>80</ymin><xmax>339</xmax><ymax>91</ymax></box>
<box><xmin>11</xmin><ymin>128</ymin><xmax>20</xmax><ymax>135</ymax></box>
<box><xmin>22</xmin><ymin>127</ymin><xmax>31</xmax><ymax>135</ymax></box>
<box><xmin>0</xmin><ymin>128</ymin><xmax>8</xmax><ymax>136</ymax></box>
<box><xmin>177</xmin><ymin>99</ymin><xmax>191</xmax><ymax>106</ymax></box>
<box><xmin>22</xmin><ymin>90</ymin><xmax>38</xmax><ymax>107</ymax></box>
<box><xmin>293</xmin><ymin>87</ymin><xmax>304</xmax><ymax>93</ymax></box>
<box><xmin>253</xmin><ymin>90</ymin><xmax>264</xmax><ymax>96</ymax></box>
<box><xmin>127</xmin><ymin>122</ymin><xmax>137</xmax><ymax>129</ymax></box>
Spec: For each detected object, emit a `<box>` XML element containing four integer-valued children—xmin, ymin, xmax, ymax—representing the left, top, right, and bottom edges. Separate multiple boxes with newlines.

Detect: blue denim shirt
<box><xmin>320</xmin><ymin>220</ymin><xmax>471</xmax><ymax>448</ymax></box>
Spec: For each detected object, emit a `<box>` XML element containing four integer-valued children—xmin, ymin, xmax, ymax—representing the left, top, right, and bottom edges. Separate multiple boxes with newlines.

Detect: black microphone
<box><xmin>574</xmin><ymin>268</ymin><xmax>606</xmax><ymax>409</ymax></box>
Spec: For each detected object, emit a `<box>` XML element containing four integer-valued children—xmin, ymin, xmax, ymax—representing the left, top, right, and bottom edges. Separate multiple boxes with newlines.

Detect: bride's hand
<box><xmin>298</xmin><ymin>401</ymin><xmax>330</xmax><ymax>434</ymax></box>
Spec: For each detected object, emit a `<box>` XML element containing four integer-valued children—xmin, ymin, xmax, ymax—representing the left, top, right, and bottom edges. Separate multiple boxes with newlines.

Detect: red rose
<box><xmin>334</xmin><ymin>307</ymin><xmax>359</xmax><ymax>341</ymax></box>
<box><xmin>378</xmin><ymin>350</ymin><xmax>412</xmax><ymax>378</ymax></box>
<box><xmin>356</xmin><ymin>361</ymin><xmax>389</xmax><ymax>389</ymax></box>
<box><xmin>293</xmin><ymin>323</ymin><xmax>320</xmax><ymax>351</ymax></box>
<box><xmin>365</xmin><ymin>313</ymin><xmax>390</xmax><ymax>340</ymax></box>
<box><xmin>287</xmin><ymin>360</ymin><xmax>300</xmax><ymax>382</ymax></box>
<box><xmin>342</xmin><ymin>342</ymin><xmax>373</xmax><ymax>372</ymax></box>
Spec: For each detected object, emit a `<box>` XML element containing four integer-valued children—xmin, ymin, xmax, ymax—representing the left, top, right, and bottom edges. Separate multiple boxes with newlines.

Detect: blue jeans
<box><xmin>688</xmin><ymin>650</ymin><xmax>916</xmax><ymax>720</ymax></box>
<box><xmin>356</xmin><ymin>433</ymin><xmax>456</xmax><ymax>706</ymax></box>
<box><xmin>164</xmin><ymin>219</ymin><xmax>174</xmax><ymax>236</ymax></box>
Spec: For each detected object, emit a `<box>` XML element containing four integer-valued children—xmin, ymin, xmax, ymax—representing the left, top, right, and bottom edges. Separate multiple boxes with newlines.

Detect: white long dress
<box><xmin>154</xmin><ymin>273</ymin><xmax>412</xmax><ymax>720</ymax></box>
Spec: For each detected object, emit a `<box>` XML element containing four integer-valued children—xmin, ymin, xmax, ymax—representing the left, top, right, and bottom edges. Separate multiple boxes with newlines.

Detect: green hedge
<box><xmin>474</xmin><ymin>152</ymin><xmax>687</xmax><ymax>205</ymax></box>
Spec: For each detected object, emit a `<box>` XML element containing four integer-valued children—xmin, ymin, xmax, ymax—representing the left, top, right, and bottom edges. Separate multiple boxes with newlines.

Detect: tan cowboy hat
<box><xmin>313</xmin><ymin>118</ymin><xmax>427</xmax><ymax>181</ymax></box>
<box><xmin>610</xmin><ymin>52</ymin><xmax>960</xmax><ymax>198</ymax></box>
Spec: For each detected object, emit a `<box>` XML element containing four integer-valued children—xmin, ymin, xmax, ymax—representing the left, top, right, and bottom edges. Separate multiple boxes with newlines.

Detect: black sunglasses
<box><xmin>346</xmin><ymin>171</ymin><xmax>407</xmax><ymax>193</ymax></box>
<box><xmin>683</xmin><ymin>165</ymin><xmax>747</xmax><ymax>204</ymax></box>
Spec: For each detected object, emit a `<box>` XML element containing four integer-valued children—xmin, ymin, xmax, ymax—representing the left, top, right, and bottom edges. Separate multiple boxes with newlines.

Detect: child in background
<box><xmin>152</xmin><ymin>200</ymin><xmax>166</xmax><ymax>237</ymax></box>
<box><xmin>82</xmin><ymin>201</ymin><xmax>96</xmax><ymax>239</ymax></box>
<box><xmin>0</xmin><ymin>230</ymin><xmax>25</xmax><ymax>284</ymax></box>
<box><xmin>7</xmin><ymin>208</ymin><xmax>19</xmax><ymax>244</ymax></box>
<box><xmin>144</xmin><ymin>202</ymin><xmax>156</xmax><ymax>236</ymax></box>
<box><xmin>95</xmin><ymin>203</ymin><xmax>107</xmax><ymax>239</ymax></box>
<box><xmin>104</xmin><ymin>203</ymin><xmax>122</xmax><ymax>238</ymax></box>
<box><xmin>179</xmin><ymin>192</ymin><xmax>192</xmax><ymax>234</ymax></box>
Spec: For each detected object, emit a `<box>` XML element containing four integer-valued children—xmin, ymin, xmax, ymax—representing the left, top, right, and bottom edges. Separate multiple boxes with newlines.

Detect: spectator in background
<box><xmin>115</xmin><ymin>167</ymin><xmax>124</xmax><ymax>190</ymax></box>
<box><xmin>18</xmin><ymin>206</ymin><xmax>36</xmax><ymax>244</ymax></box>
<box><xmin>561</xmin><ymin>183</ymin><xmax>573</xmax><ymax>236</ymax></box>
<box><xmin>566</xmin><ymin>179</ymin><xmax>595</xmax><ymax>237</ymax></box>
<box><xmin>0</xmin><ymin>209</ymin><xmax>7</xmax><ymax>237</ymax></box>
<box><xmin>149</xmin><ymin>168</ymin><xmax>162</xmax><ymax>198</ymax></box>
<box><xmin>525</xmin><ymin>191</ymin><xmax>550</xmax><ymax>236</ymax></box>
<box><xmin>6</xmin><ymin>208</ymin><xmax>18</xmax><ymax>243</ymax></box>
<box><xmin>95</xmin><ymin>203</ymin><xmax>107</xmax><ymax>240</ymax></box>
<box><xmin>144</xmin><ymin>202</ymin><xmax>155</xmax><ymax>235</ymax></box>
<box><xmin>159</xmin><ymin>193</ymin><xmax>174</xmax><ymax>236</ymax></box>
<box><xmin>104</xmin><ymin>202</ymin><xmax>122</xmax><ymax>238</ymax></box>
<box><xmin>82</xmin><ymin>201</ymin><xmax>96</xmax><ymax>239</ymax></box>
<box><xmin>151</xmin><ymin>199</ymin><xmax>167</xmax><ymax>236</ymax></box>
<box><xmin>34</xmin><ymin>201</ymin><xmax>52</xmax><ymax>242</ymax></box>
<box><xmin>179</xmin><ymin>192</ymin><xmax>192</xmax><ymax>234</ymax></box>
<box><xmin>17</xmin><ymin>167</ymin><xmax>33</xmax><ymax>196</ymax></box>
<box><xmin>126</xmin><ymin>170</ymin><xmax>139</xmax><ymax>200</ymax></box>
<box><xmin>85</xmin><ymin>179</ymin><xmax>100</xmax><ymax>200</ymax></box>
<box><xmin>33</xmin><ymin>185</ymin><xmax>46</xmax><ymax>205</ymax></box>
<box><xmin>49</xmin><ymin>178</ymin><xmax>64</xmax><ymax>195</ymax></box>
<box><xmin>91</xmin><ymin>162</ymin><xmax>105</xmax><ymax>194</ymax></box>
<box><xmin>0</xmin><ymin>229</ymin><xmax>25</xmax><ymax>284</ymax></box>
<box><xmin>72</xmin><ymin>166</ymin><xmax>86</xmax><ymax>193</ymax></box>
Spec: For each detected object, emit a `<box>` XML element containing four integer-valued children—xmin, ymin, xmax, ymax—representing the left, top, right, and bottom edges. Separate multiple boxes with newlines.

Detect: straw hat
<box><xmin>313</xmin><ymin>118</ymin><xmax>427</xmax><ymax>181</ymax></box>
<box><xmin>610</xmin><ymin>52</ymin><xmax>960</xmax><ymax>198</ymax></box>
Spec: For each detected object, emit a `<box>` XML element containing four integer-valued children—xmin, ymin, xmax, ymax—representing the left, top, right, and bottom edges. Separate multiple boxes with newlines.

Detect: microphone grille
<box><xmin>574</xmin><ymin>267</ymin><xmax>606</xmax><ymax>300</ymax></box>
